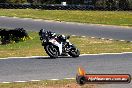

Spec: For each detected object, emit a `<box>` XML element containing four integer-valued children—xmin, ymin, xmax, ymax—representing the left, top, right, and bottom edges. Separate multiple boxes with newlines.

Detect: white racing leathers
<box><xmin>49</xmin><ymin>39</ymin><xmax>62</xmax><ymax>55</ymax></box>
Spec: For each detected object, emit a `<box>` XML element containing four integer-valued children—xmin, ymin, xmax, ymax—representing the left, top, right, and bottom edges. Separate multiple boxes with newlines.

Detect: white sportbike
<box><xmin>39</xmin><ymin>30</ymin><xmax>80</xmax><ymax>58</ymax></box>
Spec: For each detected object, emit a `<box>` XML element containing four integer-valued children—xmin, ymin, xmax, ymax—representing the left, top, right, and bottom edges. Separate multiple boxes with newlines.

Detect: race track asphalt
<box><xmin>0</xmin><ymin>16</ymin><xmax>132</xmax><ymax>41</ymax></box>
<box><xmin>0</xmin><ymin>53</ymin><xmax>132</xmax><ymax>88</ymax></box>
<box><xmin>0</xmin><ymin>17</ymin><xmax>132</xmax><ymax>88</ymax></box>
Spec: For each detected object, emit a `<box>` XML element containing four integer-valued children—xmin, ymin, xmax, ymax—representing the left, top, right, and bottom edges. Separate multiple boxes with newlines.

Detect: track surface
<box><xmin>0</xmin><ymin>17</ymin><xmax>132</xmax><ymax>88</ymax></box>
<box><xmin>0</xmin><ymin>16</ymin><xmax>132</xmax><ymax>41</ymax></box>
<box><xmin>0</xmin><ymin>53</ymin><xmax>132</xmax><ymax>88</ymax></box>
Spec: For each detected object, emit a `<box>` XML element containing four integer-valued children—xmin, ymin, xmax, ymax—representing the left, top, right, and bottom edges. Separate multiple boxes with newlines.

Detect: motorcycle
<box><xmin>39</xmin><ymin>29</ymin><xmax>80</xmax><ymax>58</ymax></box>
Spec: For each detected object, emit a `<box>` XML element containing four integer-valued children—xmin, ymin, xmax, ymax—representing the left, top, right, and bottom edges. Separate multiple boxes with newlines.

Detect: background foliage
<box><xmin>0</xmin><ymin>0</ymin><xmax>131</xmax><ymax>10</ymax></box>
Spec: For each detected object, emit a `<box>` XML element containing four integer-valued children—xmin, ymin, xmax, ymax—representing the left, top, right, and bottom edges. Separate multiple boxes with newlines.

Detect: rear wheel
<box><xmin>44</xmin><ymin>44</ymin><xmax>59</xmax><ymax>58</ymax></box>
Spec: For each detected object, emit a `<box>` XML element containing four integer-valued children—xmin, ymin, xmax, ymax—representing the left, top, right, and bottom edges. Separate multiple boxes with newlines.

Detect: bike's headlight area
<box><xmin>66</xmin><ymin>40</ymin><xmax>69</xmax><ymax>42</ymax></box>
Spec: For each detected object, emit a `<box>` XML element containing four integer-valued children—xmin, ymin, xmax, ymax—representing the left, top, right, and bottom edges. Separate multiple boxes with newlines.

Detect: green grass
<box><xmin>0</xmin><ymin>31</ymin><xmax>132</xmax><ymax>58</ymax></box>
<box><xmin>0</xmin><ymin>9</ymin><xmax>132</xmax><ymax>26</ymax></box>
<box><xmin>0</xmin><ymin>32</ymin><xmax>45</xmax><ymax>58</ymax></box>
<box><xmin>0</xmin><ymin>79</ymin><xmax>98</xmax><ymax>88</ymax></box>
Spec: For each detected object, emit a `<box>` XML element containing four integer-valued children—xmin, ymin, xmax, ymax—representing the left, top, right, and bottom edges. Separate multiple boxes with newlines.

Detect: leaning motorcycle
<box><xmin>39</xmin><ymin>30</ymin><xmax>80</xmax><ymax>58</ymax></box>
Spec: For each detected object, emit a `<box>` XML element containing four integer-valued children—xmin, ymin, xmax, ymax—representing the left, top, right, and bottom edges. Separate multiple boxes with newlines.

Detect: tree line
<box><xmin>0</xmin><ymin>0</ymin><xmax>131</xmax><ymax>10</ymax></box>
<box><xmin>0</xmin><ymin>0</ymin><xmax>53</xmax><ymax>4</ymax></box>
<box><xmin>94</xmin><ymin>0</ymin><xmax>131</xmax><ymax>10</ymax></box>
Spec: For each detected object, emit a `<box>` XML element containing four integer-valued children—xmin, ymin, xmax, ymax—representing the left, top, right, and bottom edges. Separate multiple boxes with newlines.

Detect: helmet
<box><xmin>39</xmin><ymin>29</ymin><xmax>46</xmax><ymax>36</ymax></box>
<box><xmin>47</xmin><ymin>31</ymin><xmax>56</xmax><ymax>38</ymax></box>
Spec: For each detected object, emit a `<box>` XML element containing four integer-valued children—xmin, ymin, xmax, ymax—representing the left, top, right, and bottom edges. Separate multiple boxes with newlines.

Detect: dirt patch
<box><xmin>64</xmin><ymin>83</ymin><xmax>97</xmax><ymax>88</ymax></box>
<box><xmin>46</xmin><ymin>83</ymin><xmax>96</xmax><ymax>88</ymax></box>
<box><xmin>24</xmin><ymin>83</ymin><xmax>97</xmax><ymax>88</ymax></box>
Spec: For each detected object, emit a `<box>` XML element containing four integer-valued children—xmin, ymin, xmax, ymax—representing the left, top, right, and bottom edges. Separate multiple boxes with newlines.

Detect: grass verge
<box><xmin>0</xmin><ymin>31</ymin><xmax>132</xmax><ymax>58</ymax></box>
<box><xmin>0</xmin><ymin>79</ymin><xmax>98</xmax><ymax>88</ymax></box>
<box><xmin>0</xmin><ymin>9</ymin><xmax>132</xmax><ymax>26</ymax></box>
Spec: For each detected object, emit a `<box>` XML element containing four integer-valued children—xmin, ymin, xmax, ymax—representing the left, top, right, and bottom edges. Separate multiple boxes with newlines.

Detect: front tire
<box><xmin>44</xmin><ymin>44</ymin><xmax>59</xmax><ymax>58</ymax></box>
<box><xmin>69</xmin><ymin>48</ymin><xmax>80</xmax><ymax>57</ymax></box>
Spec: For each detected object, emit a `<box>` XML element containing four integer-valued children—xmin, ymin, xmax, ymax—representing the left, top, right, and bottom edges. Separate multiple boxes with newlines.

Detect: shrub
<box><xmin>0</xmin><ymin>28</ymin><xmax>31</xmax><ymax>45</ymax></box>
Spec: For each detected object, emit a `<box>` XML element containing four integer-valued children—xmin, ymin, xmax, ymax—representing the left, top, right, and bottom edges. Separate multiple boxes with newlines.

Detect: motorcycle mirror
<box><xmin>67</xmin><ymin>36</ymin><xmax>70</xmax><ymax>39</ymax></box>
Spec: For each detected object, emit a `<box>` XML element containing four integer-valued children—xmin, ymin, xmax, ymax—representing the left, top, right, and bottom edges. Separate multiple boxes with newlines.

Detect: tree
<box><xmin>6</xmin><ymin>0</ymin><xmax>27</xmax><ymax>3</ymax></box>
<box><xmin>0</xmin><ymin>0</ymin><xmax>8</xmax><ymax>3</ymax></box>
<box><xmin>106</xmin><ymin>0</ymin><xmax>115</xmax><ymax>10</ymax></box>
<box><xmin>119</xmin><ymin>0</ymin><xmax>129</xmax><ymax>10</ymax></box>
<box><xmin>128</xmin><ymin>0</ymin><xmax>132</xmax><ymax>9</ymax></box>
<box><xmin>27</xmin><ymin>0</ymin><xmax>33</xmax><ymax>3</ymax></box>
<box><xmin>93</xmin><ymin>0</ymin><xmax>97</xmax><ymax>6</ymax></box>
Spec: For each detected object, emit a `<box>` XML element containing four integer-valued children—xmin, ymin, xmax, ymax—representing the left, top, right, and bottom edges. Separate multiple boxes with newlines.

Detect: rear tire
<box><xmin>44</xmin><ymin>44</ymin><xmax>59</xmax><ymax>58</ymax></box>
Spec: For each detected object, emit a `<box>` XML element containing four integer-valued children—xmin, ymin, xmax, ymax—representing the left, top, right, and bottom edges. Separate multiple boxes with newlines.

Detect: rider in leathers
<box><xmin>39</xmin><ymin>29</ymin><xmax>68</xmax><ymax>56</ymax></box>
<box><xmin>39</xmin><ymin>29</ymin><xmax>67</xmax><ymax>43</ymax></box>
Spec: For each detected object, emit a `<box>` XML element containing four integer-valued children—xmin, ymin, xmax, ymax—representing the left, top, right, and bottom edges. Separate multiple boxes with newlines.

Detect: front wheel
<box><xmin>44</xmin><ymin>44</ymin><xmax>59</xmax><ymax>58</ymax></box>
<box><xmin>69</xmin><ymin>48</ymin><xmax>80</xmax><ymax>58</ymax></box>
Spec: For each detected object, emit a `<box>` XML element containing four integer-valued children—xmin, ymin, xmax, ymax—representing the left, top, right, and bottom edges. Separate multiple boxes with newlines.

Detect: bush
<box><xmin>0</xmin><ymin>28</ymin><xmax>31</xmax><ymax>45</ymax></box>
